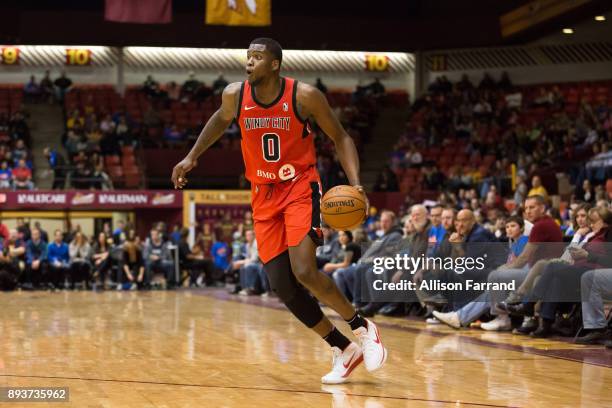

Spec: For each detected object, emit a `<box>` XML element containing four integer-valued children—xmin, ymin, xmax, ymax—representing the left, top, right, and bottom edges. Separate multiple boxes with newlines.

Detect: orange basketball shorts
<box><xmin>251</xmin><ymin>166</ymin><xmax>323</xmax><ymax>264</ymax></box>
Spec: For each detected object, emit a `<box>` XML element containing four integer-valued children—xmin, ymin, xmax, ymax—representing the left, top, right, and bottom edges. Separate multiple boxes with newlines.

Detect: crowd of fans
<box><xmin>375</xmin><ymin>72</ymin><xmax>611</xmax><ymax>209</ymax></box>
<box><xmin>0</xmin><ymin>108</ymin><xmax>34</xmax><ymax>191</ymax></box>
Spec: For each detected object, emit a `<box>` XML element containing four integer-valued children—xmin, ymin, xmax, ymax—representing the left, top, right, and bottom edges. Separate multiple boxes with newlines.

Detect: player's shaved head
<box><xmin>250</xmin><ymin>37</ymin><xmax>283</xmax><ymax>67</ymax></box>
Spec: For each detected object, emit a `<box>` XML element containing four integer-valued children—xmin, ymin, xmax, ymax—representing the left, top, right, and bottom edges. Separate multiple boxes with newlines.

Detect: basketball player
<box><xmin>171</xmin><ymin>38</ymin><xmax>386</xmax><ymax>384</ymax></box>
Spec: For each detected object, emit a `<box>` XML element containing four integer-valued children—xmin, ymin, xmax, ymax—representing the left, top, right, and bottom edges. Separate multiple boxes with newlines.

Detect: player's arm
<box><xmin>297</xmin><ymin>83</ymin><xmax>362</xmax><ymax>189</ymax></box>
<box><xmin>171</xmin><ymin>82</ymin><xmax>241</xmax><ymax>189</ymax></box>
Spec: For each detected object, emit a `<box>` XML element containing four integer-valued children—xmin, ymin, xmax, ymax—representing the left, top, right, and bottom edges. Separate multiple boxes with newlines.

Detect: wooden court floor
<box><xmin>0</xmin><ymin>290</ymin><xmax>611</xmax><ymax>408</ymax></box>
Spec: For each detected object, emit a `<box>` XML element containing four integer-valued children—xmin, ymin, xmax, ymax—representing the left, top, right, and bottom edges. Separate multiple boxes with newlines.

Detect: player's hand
<box><xmin>171</xmin><ymin>156</ymin><xmax>197</xmax><ymax>189</ymax></box>
<box><xmin>353</xmin><ymin>184</ymin><xmax>369</xmax><ymax>217</ymax></box>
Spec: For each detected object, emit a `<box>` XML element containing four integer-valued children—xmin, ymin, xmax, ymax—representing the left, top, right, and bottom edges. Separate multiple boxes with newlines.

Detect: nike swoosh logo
<box><xmin>343</xmin><ymin>353</ymin><xmax>356</xmax><ymax>369</ymax></box>
<box><xmin>244</xmin><ymin>105</ymin><xmax>257</xmax><ymax>110</ymax></box>
<box><xmin>372</xmin><ymin>324</ymin><xmax>382</xmax><ymax>345</ymax></box>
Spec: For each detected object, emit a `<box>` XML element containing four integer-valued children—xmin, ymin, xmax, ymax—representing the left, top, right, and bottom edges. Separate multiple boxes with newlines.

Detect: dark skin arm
<box><xmin>296</xmin><ymin>83</ymin><xmax>365</xmax><ymax>196</ymax></box>
<box><xmin>171</xmin><ymin>82</ymin><xmax>241</xmax><ymax>189</ymax></box>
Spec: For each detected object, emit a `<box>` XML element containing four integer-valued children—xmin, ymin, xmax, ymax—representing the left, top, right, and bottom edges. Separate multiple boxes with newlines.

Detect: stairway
<box><xmin>26</xmin><ymin>103</ymin><xmax>65</xmax><ymax>189</ymax></box>
<box><xmin>360</xmin><ymin>106</ymin><xmax>408</xmax><ymax>190</ymax></box>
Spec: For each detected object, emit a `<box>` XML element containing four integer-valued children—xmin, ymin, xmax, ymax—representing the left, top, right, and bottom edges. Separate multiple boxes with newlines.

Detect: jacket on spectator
<box><xmin>26</xmin><ymin>239</ymin><xmax>47</xmax><ymax>264</ymax></box>
<box><xmin>586</xmin><ymin>227</ymin><xmax>612</xmax><ymax>268</ymax></box>
<box><xmin>69</xmin><ymin>242</ymin><xmax>91</xmax><ymax>263</ymax></box>
<box><xmin>143</xmin><ymin>239</ymin><xmax>172</xmax><ymax>263</ymax></box>
<box><xmin>359</xmin><ymin>226</ymin><xmax>404</xmax><ymax>265</ymax></box>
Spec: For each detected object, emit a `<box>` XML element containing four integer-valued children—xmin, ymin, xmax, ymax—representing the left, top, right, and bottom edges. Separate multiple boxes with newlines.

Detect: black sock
<box><xmin>323</xmin><ymin>327</ymin><xmax>351</xmax><ymax>351</ymax></box>
<box><xmin>346</xmin><ymin>312</ymin><xmax>367</xmax><ymax>331</ymax></box>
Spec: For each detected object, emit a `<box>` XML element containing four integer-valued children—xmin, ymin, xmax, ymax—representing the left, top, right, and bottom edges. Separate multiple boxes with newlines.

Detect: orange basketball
<box><xmin>320</xmin><ymin>185</ymin><xmax>367</xmax><ymax>231</ymax></box>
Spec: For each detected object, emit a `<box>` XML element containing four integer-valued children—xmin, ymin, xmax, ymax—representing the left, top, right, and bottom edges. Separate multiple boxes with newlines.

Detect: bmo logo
<box><xmin>257</xmin><ymin>169</ymin><xmax>277</xmax><ymax>180</ymax></box>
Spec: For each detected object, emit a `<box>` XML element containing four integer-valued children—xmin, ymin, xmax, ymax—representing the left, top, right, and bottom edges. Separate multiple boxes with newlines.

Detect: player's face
<box><xmin>246</xmin><ymin>46</ymin><xmax>277</xmax><ymax>85</ymax></box>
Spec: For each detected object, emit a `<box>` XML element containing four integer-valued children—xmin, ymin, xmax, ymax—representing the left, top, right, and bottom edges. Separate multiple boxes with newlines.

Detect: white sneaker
<box><xmin>480</xmin><ymin>315</ymin><xmax>511</xmax><ymax>331</ymax></box>
<box><xmin>352</xmin><ymin>319</ymin><xmax>387</xmax><ymax>372</ymax></box>
<box><xmin>432</xmin><ymin>311</ymin><xmax>461</xmax><ymax>329</ymax></box>
<box><xmin>425</xmin><ymin>317</ymin><xmax>440</xmax><ymax>324</ymax></box>
<box><xmin>321</xmin><ymin>342</ymin><xmax>363</xmax><ymax>384</ymax></box>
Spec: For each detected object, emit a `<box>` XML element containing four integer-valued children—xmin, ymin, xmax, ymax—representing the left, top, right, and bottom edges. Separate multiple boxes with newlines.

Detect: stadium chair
<box><xmin>121</xmin><ymin>146</ymin><xmax>135</xmax><ymax>156</ymax></box>
<box><xmin>122</xmin><ymin>155</ymin><xmax>136</xmax><ymax>167</ymax></box>
<box><xmin>104</xmin><ymin>155</ymin><xmax>121</xmax><ymax>166</ymax></box>
<box><xmin>124</xmin><ymin>173</ymin><xmax>141</xmax><ymax>188</ymax></box>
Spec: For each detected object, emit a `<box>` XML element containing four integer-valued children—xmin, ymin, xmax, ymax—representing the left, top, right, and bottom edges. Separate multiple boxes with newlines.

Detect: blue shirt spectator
<box><xmin>47</xmin><ymin>233</ymin><xmax>69</xmax><ymax>267</ymax></box>
<box><xmin>211</xmin><ymin>241</ymin><xmax>230</xmax><ymax>270</ymax></box>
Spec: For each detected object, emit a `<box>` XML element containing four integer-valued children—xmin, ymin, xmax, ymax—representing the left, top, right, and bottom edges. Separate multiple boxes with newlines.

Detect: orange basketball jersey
<box><xmin>237</xmin><ymin>77</ymin><xmax>317</xmax><ymax>184</ymax></box>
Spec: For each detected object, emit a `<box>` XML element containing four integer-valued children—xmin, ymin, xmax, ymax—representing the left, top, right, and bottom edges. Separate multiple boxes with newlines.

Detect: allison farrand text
<box><xmin>372</xmin><ymin>279</ymin><xmax>515</xmax><ymax>292</ymax></box>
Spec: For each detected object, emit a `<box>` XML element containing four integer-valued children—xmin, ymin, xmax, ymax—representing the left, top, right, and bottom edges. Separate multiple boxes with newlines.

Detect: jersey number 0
<box><xmin>262</xmin><ymin>133</ymin><xmax>280</xmax><ymax>162</ymax></box>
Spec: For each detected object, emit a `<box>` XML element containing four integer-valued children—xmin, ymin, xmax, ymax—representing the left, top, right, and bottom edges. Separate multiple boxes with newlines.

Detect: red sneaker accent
<box><xmin>342</xmin><ymin>354</ymin><xmax>363</xmax><ymax>378</ymax></box>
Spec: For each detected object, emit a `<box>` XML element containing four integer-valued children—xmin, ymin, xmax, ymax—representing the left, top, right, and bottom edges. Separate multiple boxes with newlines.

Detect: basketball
<box><xmin>320</xmin><ymin>185</ymin><xmax>367</xmax><ymax>230</ymax></box>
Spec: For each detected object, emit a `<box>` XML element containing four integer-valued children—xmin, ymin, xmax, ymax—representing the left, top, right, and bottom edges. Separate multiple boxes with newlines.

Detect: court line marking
<box><xmin>192</xmin><ymin>289</ymin><xmax>612</xmax><ymax>369</ymax></box>
<box><xmin>0</xmin><ymin>373</ymin><xmax>520</xmax><ymax>408</ymax></box>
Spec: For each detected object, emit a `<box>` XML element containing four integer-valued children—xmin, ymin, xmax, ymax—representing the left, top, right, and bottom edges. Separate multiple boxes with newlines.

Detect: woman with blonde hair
<box><xmin>69</xmin><ymin>231</ymin><xmax>92</xmax><ymax>289</ymax></box>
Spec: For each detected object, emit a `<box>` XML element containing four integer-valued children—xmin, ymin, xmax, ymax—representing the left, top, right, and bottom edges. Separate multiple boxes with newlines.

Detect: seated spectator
<box><xmin>212</xmin><ymin>74</ymin><xmax>229</xmax><ymax>95</ymax></box>
<box><xmin>323</xmin><ymin>231</ymin><xmax>361</xmax><ymax>275</ymax></box>
<box><xmin>11</xmin><ymin>159</ymin><xmax>34</xmax><ymax>190</ymax></box>
<box><xmin>122</xmin><ymin>233</ymin><xmax>145</xmax><ymax>290</ymax></box>
<box><xmin>211</xmin><ymin>237</ymin><xmax>230</xmax><ymax>283</ymax></box>
<box><xmin>12</xmin><ymin>139</ymin><xmax>28</xmax><ymax>163</ymax></box>
<box><xmin>66</xmin><ymin>110</ymin><xmax>85</xmax><ymax>131</ymax></box>
<box><xmin>233</xmin><ymin>230</ymin><xmax>266</xmax><ymax>296</ymax></box>
<box><xmin>5</xmin><ymin>229</ymin><xmax>26</xmax><ymax>283</ymax></box>
<box><xmin>177</xmin><ymin>228</ymin><xmax>214</xmax><ymax>287</ymax></box>
<box><xmin>47</xmin><ymin>229</ymin><xmax>70</xmax><ymax>289</ymax></box>
<box><xmin>522</xmin><ymin>206</ymin><xmax>611</xmax><ymax>338</ymax></box>
<box><xmin>0</xmin><ymin>160</ymin><xmax>12</xmax><ymax>190</ymax></box>
<box><xmin>143</xmin><ymin>229</ymin><xmax>174</xmax><ymax>289</ymax></box>
<box><xmin>143</xmin><ymin>75</ymin><xmax>160</xmax><ymax>98</ymax></box>
<box><xmin>91</xmin><ymin>231</ymin><xmax>113</xmax><ymax>290</ymax></box>
<box><xmin>316</xmin><ymin>227</ymin><xmax>341</xmax><ymax>269</ymax></box>
<box><xmin>165</xmin><ymin>81</ymin><xmax>180</xmax><ymax>101</ymax></box>
<box><xmin>69</xmin><ymin>232</ymin><xmax>91</xmax><ymax>289</ymax></box>
<box><xmin>24</xmin><ymin>75</ymin><xmax>40</xmax><ymax>101</ymax></box>
<box><xmin>25</xmin><ymin>228</ymin><xmax>47</xmax><ymax>288</ymax></box>
<box><xmin>373</xmin><ymin>166</ymin><xmax>399</xmax><ymax>192</ymax></box>
<box><xmin>333</xmin><ymin>211</ymin><xmax>402</xmax><ymax>308</ymax></box>
<box><xmin>528</xmin><ymin>175</ymin><xmax>549</xmax><ymax>202</ymax></box>
<box><xmin>435</xmin><ymin>196</ymin><xmax>562</xmax><ymax>331</ymax></box>
<box><xmin>164</xmin><ymin>124</ymin><xmax>185</xmax><ymax>143</ymax></box>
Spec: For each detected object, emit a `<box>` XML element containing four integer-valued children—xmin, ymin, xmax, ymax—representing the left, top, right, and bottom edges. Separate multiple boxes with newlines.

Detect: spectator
<box><xmin>143</xmin><ymin>229</ymin><xmax>174</xmax><ymax>289</ymax></box>
<box><xmin>44</xmin><ymin>147</ymin><xmax>67</xmax><ymax>189</ymax></box>
<box><xmin>25</xmin><ymin>228</ymin><xmax>47</xmax><ymax>288</ymax></box>
<box><xmin>212</xmin><ymin>74</ymin><xmax>229</xmax><ymax>95</ymax></box>
<box><xmin>234</xmin><ymin>230</ymin><xmax>265</xmax><ymax>296</ymax></box>
<box><xmin>54</xmin><ymin>71</ymin><xmax>72</xmax><ymax>102</ymax></box>
<box><xmin>177</xmin><ymin>228</ymin><xmax>214</xmax><ymax>287</ymax></box>
<box><xmin>316</xmin><ymin>226</ymin><xmax>341</xmax><ymax>268</ymax></box>
<box><xmin>40</xmin><ymin>70</ymin><xmax>55</xmax><ymax>103</ymax></box>
<box><xmin>24</xmin><ymin>75</ymin><xmax>40</xmax><ymax>102</ymax></box>
<box><xmin>334</xmin><ymin>210</ymin><xmax>403</xmax><ymax>307</ymax></box>
<box><xmin>323</xmin><ymin>230</ymin><xmax>361</xmax><ymax>275</ymax></box>
<box><xmin>122</xmin><ymin>233</ymin><xmax>145</xmax><ymax>290</ymax></box>
<box><xmin>69</xmin><ymin>231</ymin><xmax>91</xmax><ymax>289</ymax></box>
<box><xmin>0</xmin><ymin>160</ymin><xmax>12</xmax><ymax>189</ymax></box>
<box><xmin>0</xmin><ymin>217</ymin><xmax>9</xmax><ymax>243</ymax></box>
<box><xmin>91</xmin><ymin>231</ymin><xmax>113</xmax><ymax>290</ymax></box>
<box><xmin>34</xmin><ymin>221</ymin><xmax>49</xmax><ymax>243</ymax></box>
<box><xmin>47</xmin><ymin>229</ymin><xmax>69</xmax><ymax>289</ymax></box>
<box><xmin>210</xmin><ymin>237</ymin><xmax>230</xmax><ymax>283</ymax></box>
<box><xmin>164</xmin><ymin>124</ymin><xmax>185</xmax><ymax>144</ymax></box>
<box><xmin>11</xmin><ymin>159</ymin><xmax>34</xmax><ymax>190</ymax></box>
<box><xmin>528</xmin><ymin>175</ymin><xmax>549</xmax><ymax>202</ymax></box>
<box><xmin>373</xmin><ymin>166</ymin><xmax>399</xmax><ymax>192</ymax></box>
